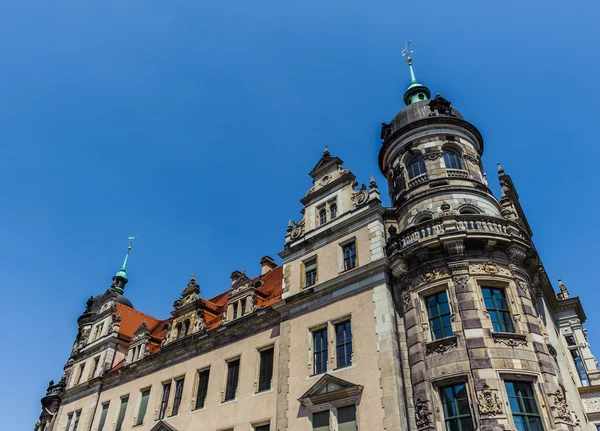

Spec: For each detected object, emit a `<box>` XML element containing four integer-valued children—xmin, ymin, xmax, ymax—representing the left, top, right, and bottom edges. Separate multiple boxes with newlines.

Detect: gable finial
<box><xmin>401</xmin><ymin>40</ymin><xmax>431</xmax><ymax>105</ymax></box>
<box><xmin>402</xmin><ymin>40</ymin><xmax>417</xmax><ymax>82</ymax></box>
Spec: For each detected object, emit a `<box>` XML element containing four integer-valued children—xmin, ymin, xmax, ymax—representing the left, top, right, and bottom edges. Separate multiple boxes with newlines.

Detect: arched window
<box><xmin>176</xmin><ymin>322</ymin><xmax>183</xmax><ymax>340</ymax></box>
<box><xmin>183</xmin><ymin>319</ymin><xmax>191</xmax><ymax>337</ymax></box>
<box><xmin>459</xmin><ymin>206</ymin><xmax>480</xmax><ymax>215</ymax></box>
<box><xmin>414</xmin><ymin>213</ymin><xmax>433</xmax><ymax>225</ymax></box>
<box><xmin>443</xmin><ymin>149</ymin><xmax>463</xmax><ymax>170</ymax></box>
<box><xmin>330</xmin><ymin>203</ymin><xmax>337</xmax><ymax>219</ymax></box>
<box><xmin>319</xmin><ymin>208</ymin><xmax>327</xmax><ymax>225</ymax></box>
<box><xmin>407</xmin><ymin>156</ymin><xmax>426</xmax><ymax>179</ymax></box>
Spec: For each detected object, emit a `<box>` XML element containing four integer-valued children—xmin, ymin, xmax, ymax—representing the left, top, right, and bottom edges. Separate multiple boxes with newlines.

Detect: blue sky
<box><xmin>1</xmin><ymin>0</ymin><xmax>599</xmax><ymax>428</ymax></box>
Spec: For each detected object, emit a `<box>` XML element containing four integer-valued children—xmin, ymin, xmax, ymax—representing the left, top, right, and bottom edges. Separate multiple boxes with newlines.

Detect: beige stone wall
<box><xmin>285</xmin><ymin>288</ymin><xmax>386</xmax><ymax>431</ymax></box>
<box><xmin>56</xmin><ymin>326</ymin><xmax>280</xmax><ymax>431</ymax></box>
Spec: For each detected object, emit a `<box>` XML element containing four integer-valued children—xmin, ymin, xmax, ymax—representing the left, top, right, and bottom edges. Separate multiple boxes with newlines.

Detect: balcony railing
<box><xmin>447</xmin><ymin>169</ymin><xmax>469</xmax><ymax>179</ymax></box>
<box><xmin>407</xmin><ymin>173</ymin><xmax>428</xmax><ymax>188</ymax></box>
<box><xmin>386</xmin><ymin>214</ymin><xmax>528</xmax><ymax>258</ymax></box>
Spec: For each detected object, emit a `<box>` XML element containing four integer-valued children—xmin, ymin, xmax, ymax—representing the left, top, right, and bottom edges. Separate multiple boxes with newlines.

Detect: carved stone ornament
<box><xmin>290</xmin><ymin>219</ymin><xmax>305</xmax><ymax>240</ymax></box>
<box><xmin>477</xmin><ymin>384</ymin><xmax>503</xmax><ymax>416</ymax></box>
<box><xmin>402</xmin><ymin>293</ymin><xmax>411</xmax><ymax>310</ymax></box>
<box><xmin>492</xmin><ymin>332</ymin><xmax>527</xmax><ymax>348</ymax></box>
<box><xmin>390</xmin><ymin>258</ymin><xmax>408</xmax><ymax>278</ymax></box>
<box><xmin>445</xmin><ymin>241</ymin><xmax>465</xmax><ymax>260</ymax></box>
<box><xmin>425</xmin><ymin>336</ymin><xmax>457</xmax><ymax>356</ymax></box>
<box><xmin>319</xmin><ymin>174</ymin><xmax>331</xmax><ymax>186</ymax></box>
<box><xmin>470</xmin><ymin>262</ymin><xmax>511</xmax><ymax>276</ymax></box>
<box><xmin>351</xmin><ymin>185</ymin><xmax>369</xmax><ymax>207</ymax></box>
<box><xmin>463</xmin><ymin>154</ymin><xmax>479</xmax><ymax>165</ymax></box>
<box><xmin>414</xmin><ymin>397</ymin><xmax>432</xmax><ymax>428</ymax></box>
<box><xmin>516</xmin><ymin>279</ymin><xmax>529</xmax><ymax>293</ymax></box>
<box><xmin>549</xmin><ymin>390</ymin><xmax>572</xmax><ymax>422</ymax></box>
<box><xmin>428</xmin><ymin>94</ymin><xmax>455</xmax><ymax>117</ymax></box>
<box><xmin>423</xmin><ymin>152</ymin><xmax>443</xmax><ymax>161</ymax></box>
<box><xmin>506</xmin><ymin>245</ymin><xmax>527</xmax><ymax>263</ymax></box>
<box><xmin>439</xmin><ymin>202</ymin><xmax>455</xmax><ymax>217</ymax></box>
<box><xmin>453</xmin><ymin>274</ymin><xmax>470</xmax><ymax>287</ymax></box>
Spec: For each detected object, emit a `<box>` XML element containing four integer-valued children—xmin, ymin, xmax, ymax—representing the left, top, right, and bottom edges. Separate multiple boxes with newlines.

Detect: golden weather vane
<box><xmin>402</xmin><ymin>40</ymin><xmax>414</xmax><ymax>64</ymax></box>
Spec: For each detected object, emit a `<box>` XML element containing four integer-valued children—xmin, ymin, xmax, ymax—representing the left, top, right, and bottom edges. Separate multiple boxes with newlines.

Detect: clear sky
<box><xmin>1</xmin><ymin>0</ymin><xmax>599</xmax><ymax>428</ymax></box>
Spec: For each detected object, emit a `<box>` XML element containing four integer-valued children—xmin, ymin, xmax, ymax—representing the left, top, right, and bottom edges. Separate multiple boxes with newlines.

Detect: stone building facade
<box><xmin>39</xmin><ymin>62</ymin><xmax>600</xmax><ymax>431</ymax></box>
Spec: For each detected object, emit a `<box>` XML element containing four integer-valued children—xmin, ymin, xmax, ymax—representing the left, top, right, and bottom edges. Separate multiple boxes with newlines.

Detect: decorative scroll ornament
<box><xmin>463</xmin><ymin>154</ymin><xmax>479</xmax><ymax>165</ymax></box>
<box><xmin>423</xmin><ymin>152</ymin><xmax>443</xmax><ymax>161</ymax></box>
<box><xmin>492</xmin><ymin>333</ymin><xmax>527</xmax><ymax>348</ymax></box>
<box><xmin>453</xmin><ymin>274</ymin><xmax>470</xmax><ymax>287</ymax></box>
<box><xmin>414</xmin><ymin>397</ymin><xmax>432</xmax><ymax>428</ymax></box>
<box><xmin>549</xmin><ymin>390</ymin><xmax>572</xmax><ymax>422</ymax></box>
<box><xmin>477</xmin><ymin>385</ymin><xmax>503</xmax><ymax>416</ymax></box>
<box><xmin>351</xmin><ymin>183</ymin><xmax>369</xmax><ymax>207</ymax></box>
<box><xmin>290</xmin><ymin>219</ymin><xmax>305</xmax><ymax>240</ymax></box>
<box><xmin>425</xmin><ymin>337</ymin><xmax>457</xmax><ymax>356</ymax></box>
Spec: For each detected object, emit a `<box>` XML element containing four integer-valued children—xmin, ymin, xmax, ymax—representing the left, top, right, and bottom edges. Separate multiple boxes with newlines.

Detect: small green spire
<box><xmin>112</xmin><ymin>237</ymin><xmax>135</xmax><ymax>293</ymax></box>
<box><xmin>401</xmin><ymin>40</ymin><xmax>431</xmax><ymax>106</ymax></box>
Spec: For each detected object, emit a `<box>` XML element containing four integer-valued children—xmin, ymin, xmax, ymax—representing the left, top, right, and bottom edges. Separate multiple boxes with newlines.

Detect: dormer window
<box><xmin>330</xmin><ymin>203</ymin><xmax>337</xmax><ymax>219</ymax></box>
<box><xmin>407</xmin><ymin>155</ymin><xmax>426</xmax><ymax>179</ymax></box>
<box><xmin>443</xmin><ymin>149</ymin><xmax>463</xmax><ymax>170</ymax></box>
<box><xmin>233</xmin><ymin>302</ymin><xmax>239</xmax><ymax>319</ymax></box>
<box><xmin>319</xmin><ymin>208</ymin><xmax>327</xmax><ymax>225</ymax></box>
<box><xmin>176</xmin><ymin>322</ymin><xmax>183</xmax><ymax>340</ymax></box>
<box><xmin>183</xmin><ymin>319</ymin><xmax>191</xmax><ymax>337</ymax></box>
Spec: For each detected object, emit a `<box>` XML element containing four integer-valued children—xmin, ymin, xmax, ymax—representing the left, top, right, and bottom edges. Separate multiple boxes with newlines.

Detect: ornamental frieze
<box><xmin>492</xmin><ymin>332</ymin><xmax>527</xmax><ymax>348</ymax></box>
<box><xmin>425</xmin><ymin>336</ymin><xmax>457</xmax><ymax>356</ymax></box>
<box><xmin>414</xmin><ymin>397</ymin><xmax>432</xmax><ymax>428</ymax></box>
<box><xmin>469</xmin><ymin>262</ymin><xmax>511</xmax><ymax>276</ymax></box>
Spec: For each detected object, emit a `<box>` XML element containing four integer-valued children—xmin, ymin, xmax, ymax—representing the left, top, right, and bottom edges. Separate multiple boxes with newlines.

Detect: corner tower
<box><xmin>379</xmin><ymin>45</ymin><xmax>584</xmax><ymax>431</ymax></box>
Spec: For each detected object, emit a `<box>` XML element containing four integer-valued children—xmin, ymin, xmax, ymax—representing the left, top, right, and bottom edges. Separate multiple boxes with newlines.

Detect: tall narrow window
<box><xmin>233</xmin><ymin>302</ymin><xmax>239</xmax><ymax>320</ymax></box>
<box><xmin>136</xmin><ymin>389</ymin><xmax>150</xmax><ymax>425</ymax></box>
<box><xmin>319</xmin><ymin>208</ymin><xmax>327</xmax><ymax>225</ymax></box>
<box><xmin>305</xmin><ymin>258</ymin><xmax>317</xmax><ymax>287</ymax></box>
<box><xmin>338</xmin><ymin>405</ymin><xmax>357</xmax><ymax>431</ymax></box>
<box><xmin>195</xmin><ymin>369</ymin><xmax>210</xmax><ymax>409</ymax></box>
<box><xmin>407</xmin><ymin>155</ymin><xmax>426</xmax><ymax>179</ymax></box>
<box><xmin>440</xmin><ymin>384</ymin><xmax>475</xmax><ymax>431</ymax></box>
<box><xmin>97</xmin><ymin>402</ymin><xmax>109</xmax><ymax>431</ymax></box>
<box><xmin>65</xmin><ymin>413</ymin><xmax>73</xmax><ymax>431</ymax></box>
<box><xmin>183</xmin><ymin>319</ymin><xmax>190</xmax><ymax>337</ymax></box>
<box><xmin>444</xmin><ymin>149</ymin><xmax>463</xmax><ymax>170</ymax></box>
<box><xmin>482</xmin><ymin>288</ymin><xmax>514</xmax><ymax>333</ymax></box>
<box><xmin>225</xmin><ymin>359</ymin><xmax>240</xmax><ymax>401</ymax></box>
<box><xmin>258</xmin><ymin>347</ymin><xmax>274</xmax><ymax>392</ymax></box>
<box><xmin>335</xmin><ymin>321</ymin><xmax>352</xmax><ymax>368</ymax></box>
<box><xmin>571</xmin><ymin>350</ymin><xmax>590</xmax><ymax>386</ymax></box>
<box><xmin>312</xmin><ymin>411</ymin><xmax>330</xmax><ymax>431</ymax></box>
<box><xmin>159</xmin><ymin>382</ymin><xmax>171</xmax><ymax>419</ymax></box>
<box><xmin>176</xmin><ymin>322</ymin><xmax>183</xmax><ymax>340</ymax></box>
<box><xmin>504</xmin><ymin>381</ymin><xmax>543</xmax><ymax>431</ymax></box>
<box><xmin>426</xmin><ymin>292</ymin><xmax>453</xmax><ymax>340</ymax></box>
<box><xmin>75</xmin><ymin>363</ymin><xmax>85</xmax><ymax>385</ymax></box>
<box><xmin>171</xmin><ymin>378</ymin><xmax>185</xmax><ymax>416</ymax></box>
<box><xmin>330</xmin><ymin>203</ymin><xmax>337</xmax><ymax>219</ymax></box>
<box><xmin>241</xmin><ymin>298</ymin><xmax>247</xmax><ymax>316</ymax></box>
<box><xmin>91</xmin><ymin>356</ymin><xmax>100</xmax><ymax>378</ymax></box>
<box><xmin>115</xmin><ymin>396</ymin><xmax>128</xmax><ymax>431</ymax></box>
<box><xmin>342</xmin><ymin>242</ymin><xmax>357</xmax><ymax>271</ymax></box>
<box><xmin>313</xmin><ymin>328</ymin><xmax>328</xmax><ymax>375</ymax></box>
<box><xmin>72</xmin><ymin>410</ymin><xmax>81</xmax><ymax>431</ymax></box>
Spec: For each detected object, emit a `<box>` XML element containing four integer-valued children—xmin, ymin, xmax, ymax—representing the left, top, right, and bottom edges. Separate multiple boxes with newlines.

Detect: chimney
<box><xmin>260</xmin><ymin>256</ymin><xmax>277</xmax><ymax>275</ymax></box>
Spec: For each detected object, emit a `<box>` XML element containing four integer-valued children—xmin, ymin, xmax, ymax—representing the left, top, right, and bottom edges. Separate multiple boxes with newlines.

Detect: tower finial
<box><xmin>121</xmin><ymin>236</ymin><xmax>136</xmax><ymax>272</ymax></box>
<box><xmin>113</xmin><ymin>237</ymin><xmax>136</xmax><ymax>293</ymax></box>
<box><xmin>401</xmin><ymin>40</ymin><xmax>430</xmax><ymax>105</ymax></box>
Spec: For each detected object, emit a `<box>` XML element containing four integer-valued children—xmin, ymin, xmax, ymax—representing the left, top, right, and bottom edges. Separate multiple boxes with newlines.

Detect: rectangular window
<box><xmin>426</xmin><ymin>292</ymin><xmax>453</xmax><ymax>340</ymax></box>
<box><xmin>504</xmin><ymin>381</ymin><xmax>543</xmax><ymax>431</ymax></box>
<box><xmin>482</xmin><ymin>287</ymin><xmax>514</xmax><ymax>333</ymax></box>
<box><xmin>159</xmin><ymin>382</ymin><xmax>171</xmax><ymax>419</ymax></box>
<box><xmin>115</xmin><ymin>396</ymin><xmax>128</xmax><ymax>431</ymax></box>
<box><xmin>440</xmin><ymin>384</ymin><xmax>474</xmax><ymax>431</ymax></box>
<box><xmin>65</xmin><ymin>413</ymin><xmax>73</xmax><ymax>431</ymax></box>
<box><xmin>97</xmin><ymin>402</ymin><xmax>109</xmax><ymax>431</ymax></box>
<box><xmin>241</xmin><ymin>298</ymin><xmax>247</xmax><ymax>316</ymax></box>
<box><xmin>91</xmin><ymin>356</ymin><xmax>100</xmax><ymax>378</ymax></box>
<box><xmin>565</xmin><ymin>335</ymin><xmax>576</xmax><ymax>346</ymax></box>
<box><xmin>319</xmin><ymin>208</ymin><xmax>327</xmax><ymax>225</ymax></box>
<box><xmin>171</xmin><ymin>378</ymin><xmax>185</xmax><ymax>416</ymax></box>
<box><xmin>305</xmin><ymin>258</ymin><xmax>317</xmax><ymax>287</ymax></box>
<box><xmin>258</xmin><ymin>347</ymin><xmax>274</xmax><ymax>392</ymax></box>
<box><xmin>233</xmin><ymin>302</ymin><xmax>239</xmax><ymax>320</ymax></box>
<box><xmin>338</xmin><ymin>405</ymin><xmax>357</xmax><ymax>431</ymax></box>
<box><xmin>330</xmin><ymin>203</ymin><xmax>337</xmax><ymax>219</ymax></box>
<box><xmin>254</xmin><ymin>424</ymin><xmax>270</xmax><ymax>431</ymax></box>
<box><xmin>136</xmin><ymin>389</ymin><xmax>150</xmax><ymax>425</ymax></box>
<box><xmin>75</xmin><ymin>363</ymin><xmax>85</xmax><ymax>385</ymax></box>
<box><xmin>313</xmin><ymin>328</ymin><xmax>328</xmax><ymax>375</ymax></box>
<box><xmin>72</xmin><ymin>410</ymin><xmax>81</xmax><ymax>431</ymax></box>
<box><xmin>195</xmin><ymin>369</ymin><xmax>210</xmax><ymax>409</ymax></box>
<box><xmin>225</xmin><ymin>359</ymin><xmax>240</xmax><ymax>401</ymax></box>
<box><xmin>335</xmin><ymin>321</ymin><xmax>352</xmax><ymax>369</ymax></box>
<box><xmin>571</xmin><ymin>350</ymin><xmax>590</xmax><ymax>386</ymax></box>
<box><xmin>342</xmin><ymin>242</ymin><xmax>357</xmax><ymax>271</ymax></box>
<box><xmin>312</xmin><ymin>411</ymin><xmax>330</xmax><ymax>431</ymax></box>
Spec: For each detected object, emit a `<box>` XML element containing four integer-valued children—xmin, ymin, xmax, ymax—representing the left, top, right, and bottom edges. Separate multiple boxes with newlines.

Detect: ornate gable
<box><xmin>162</xmin><ymin>275</ymin><xmax>207</xmax><ymax>346</ymax></box>
<box><xmin>150</xmin><ymin>420</ymin><xmax>178</xmax><ymax>431</ymax></box>
<box><xmin>298</xmin><ymin>374</ymin><xmax>363</xmax><ymax>407</ymax></box>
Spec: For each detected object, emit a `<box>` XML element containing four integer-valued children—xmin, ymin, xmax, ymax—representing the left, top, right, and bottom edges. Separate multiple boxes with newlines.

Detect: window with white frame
<box><xmin>258</xmin><ymin>346</ymin><xmax>274</xmax><ymax>392</ymax></box>
<box><xmin>304</xmin><ymin>257</ymin><xmax>317</xmax><ymax>288</ymax></box>
<box><xmin>342</xmin><ymin>241</ymin><xmax>357</xmax><ymax>271</ymax></box>
<box><xmin>310</xmin><ymin>318</ymin><xmax>353</xmax><ymax>375</ymax></box>
<box><xmin>97</xmin><ymin>402</ymin><xmax>109</xmax><ymax>431</ymax></box>
<box><xmin>194</xmin><ymin>368</ymin><xmax>210</xmax><ymax>409</ymax></box>
<box><xmin>135</xmin><ymin>388</ymin><xmax>150</xmax><ymax>426</ymax></box>
<box><xmin>224</xmin><ymin>358</ymin><xmax>240</xmax><ymax>401</ymax></box>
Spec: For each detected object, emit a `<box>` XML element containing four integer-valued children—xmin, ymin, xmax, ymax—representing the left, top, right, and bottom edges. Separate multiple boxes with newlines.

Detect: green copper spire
<box><xmin>401</xmin><ymin>40</ymin><xmax>431</xmax><ymax>106</ymax></box>
<box><xmin>112</xmin><ymin>237</ymin><xmax>135</xmax><ymax>294</ymax></box>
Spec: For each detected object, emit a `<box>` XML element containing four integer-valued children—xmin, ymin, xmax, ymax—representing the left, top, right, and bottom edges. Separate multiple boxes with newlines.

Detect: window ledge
<box><xmin>219</xmin><ymin>399</ymin><xmax>238</xmax><ymax>406</ymax></box>
<box><xmin>191</xmin><ymin>407</ymin><xmax>206</xmax><ymax>414</ymax></box>
<box><xmin>425</xmin><ymin>336</ymin><xmax>457</xmax><ymax>356</ymax></box>
<box><xmin>307</xmin><ymin>364</ymin><xmax>357</xmax><ymax>380</ymax></box>
<box><xmin>253</xmin><ymin>388</ymin><xmax>274</xmax><ymax>397</ymax></box>
<box><xmin>492</xmin><ymin>332</ymin><xmax>527</xmax><ymax>347</ymax></box>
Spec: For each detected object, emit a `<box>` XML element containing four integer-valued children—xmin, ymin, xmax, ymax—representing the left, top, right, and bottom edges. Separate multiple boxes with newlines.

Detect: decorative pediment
<box><xmin>150</xmin><ymin>420</ymin><xmax>178</xmax><ymax>431</ymax></box>
<box><xmin>308</xmin><ymin>147</ymin><xmax>344</xmax><ymax>179</ymax></box>
<box><xmin>298</xmin><ymin>374</ymin><xmax>363</xmax><ymax>407</ymax></box>
<box><xmin>133</xmin><ymin>321</ymin><xmax>150</xmax><ymax>340</ymax></box>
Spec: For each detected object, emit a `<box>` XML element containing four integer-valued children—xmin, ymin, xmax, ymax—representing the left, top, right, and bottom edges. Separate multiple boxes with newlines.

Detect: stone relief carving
<box><xmin>319</xmin><ymin>174</ymin><xmax>331</xmax><ymax>186</ymax></box>
<box><xmin>414</xmin><ymin>397</ymin><xmax>432</xmax><ymax>428</ymax></box>
<box><xmin>477</xmin><ymin>384</ymin><xmax>503</xmax><ymax>416</ymax></box>
<box><xmin>425</xmin><ymin>337</ymin><xmax>457</xmax><ymax>356</ymax></box>
<box><xmin>463</xmin><ymin>154</ymin><xmax>479</xmax><ymax>165</ymax></box>
<box><xmin>493</xmin><ymin>334</ymin><xmax>527</xmax><ymax>348</ymax></box>
<box><xmin>351</xmin><ymin>184</ymin><xmax>369</xmax><ymax>207</ymax></box>
<box><xmin>470</xmin><ymin>262</ymin><xmax>511</xmax><ymax>276</ymax></box>
<box><xmin>428</xmin><ymin>94</ymin><xmax>455</xmax><ymax>117</ymax></box>
<box><xmin>582</xmin><ymin>395</ymin><xmax>600</xmax><ymax>413</ymax></box>
<box><xmin>439</xmin><ymin>202</ymin><xmax>455</xmax><ymax>217</ymax></box>
<box><xmin>549</xmin><ymin>390</ymin><xmax>572</xmax><ymax>422</ymax></box>
<box><xmin>452</xmin><ymin>274</ymin><xmax>470</xmax><ymax>287</ymax></box>
<box><xmin>423</xmin><ymin>152</ymin><xmax>442</xmax><ymax>161</ymax></box>
<box><xmin>290</xmin><ymin>219</ymin><xmax>305</xmax><ymax>240</ymax></box>
<box><xmin>402</xmin><ymin>293</ymin><xmax>411</xmax><ymax>310</ymax></box>
<box><xmin>194</xmin><ymin>316</ymin><xmax>207</xmax><ymax>334</ymax></box>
